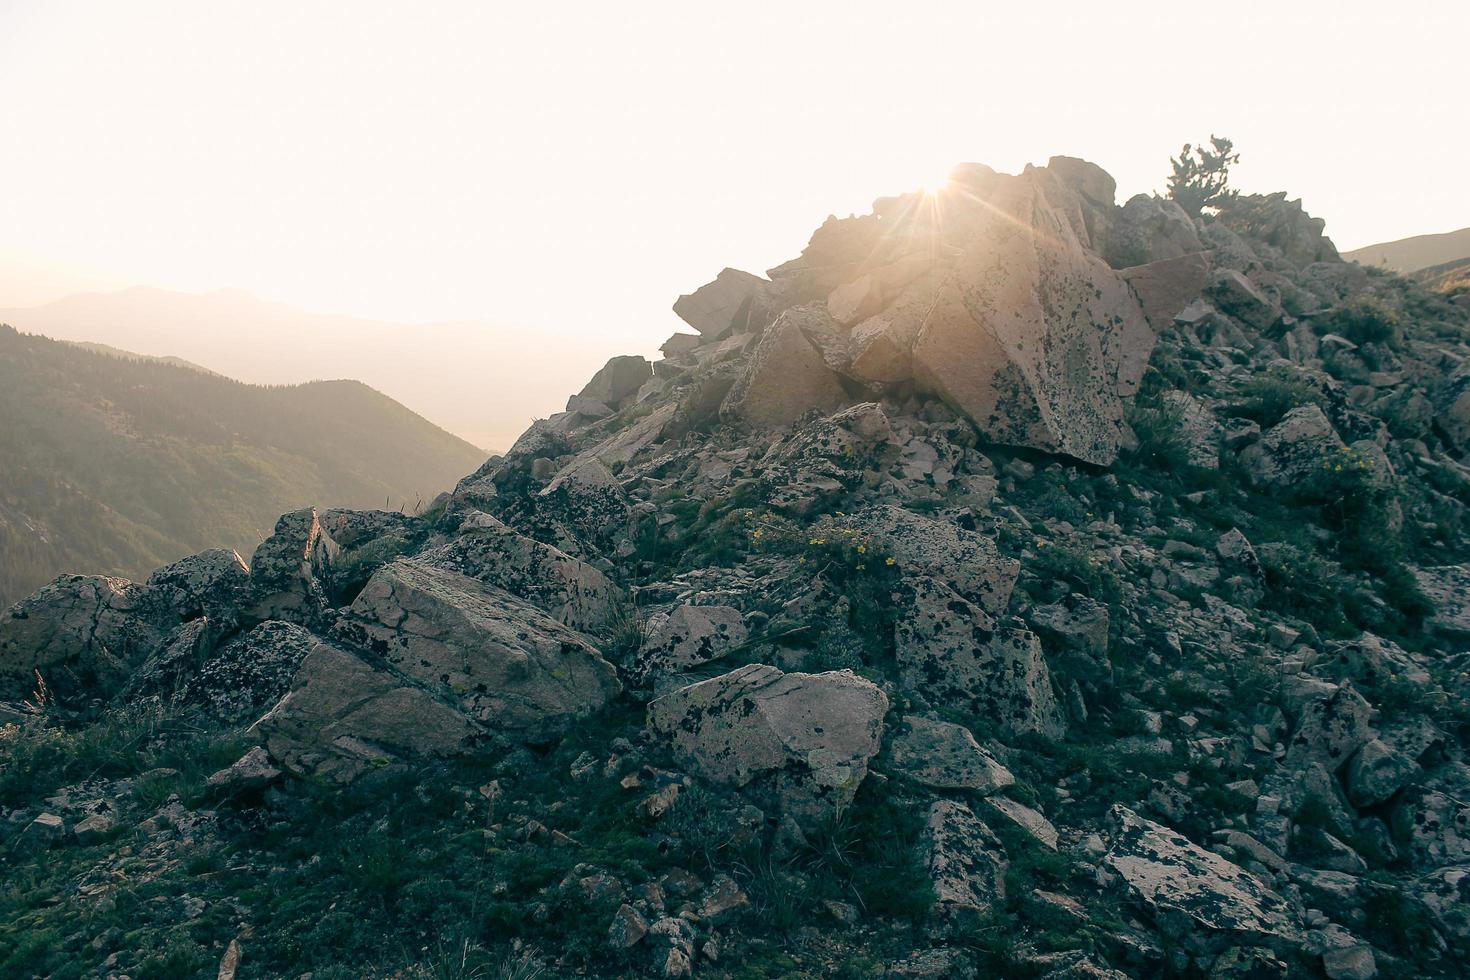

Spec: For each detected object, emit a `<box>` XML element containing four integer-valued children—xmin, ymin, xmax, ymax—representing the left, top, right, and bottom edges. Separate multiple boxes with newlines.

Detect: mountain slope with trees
<box><xmin>0</xmin><ymin>326</ymin><xmax>487</xmax><ymax>605</ymax></box>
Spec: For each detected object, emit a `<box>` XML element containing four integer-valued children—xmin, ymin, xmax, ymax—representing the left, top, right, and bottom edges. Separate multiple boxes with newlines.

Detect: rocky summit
<box><xmin>3</xmin><ymin>156</ymin><xmax>1470</xmax><ymax>979</ymax></box>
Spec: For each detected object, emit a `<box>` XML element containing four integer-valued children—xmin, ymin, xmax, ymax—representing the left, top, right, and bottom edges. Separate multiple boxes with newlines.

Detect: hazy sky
<box><xmin>2</xmin><ymin>0</ymin><xmax>1466</xmax><ymax>354</ymax></box>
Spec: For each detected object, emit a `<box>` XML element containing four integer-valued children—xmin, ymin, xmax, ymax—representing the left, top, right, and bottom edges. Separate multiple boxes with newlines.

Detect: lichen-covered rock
<box><xmin>254</xmin><ymin>638</ymin><xmax>481</xmax><ymax>783</ymax></box>
<box><xmin>417</xmin><ymin>511</ymin><xmax>623</xmax><ymax>631</ymax></box>
<box><xmin>631</xmin><ymin>604</ymin><xmax>747</xmax><ymax>686</ymax></box>
<box><xmin>1160</xmin><ymin>390</ymin><xmax>1223</xmax><ymax>470</ymax></box>
<box><xmin>1240</xmin><ymin>405</ymin><xmax>1345</xmax><ymax>487</ymax></box>
<box><xmin>1027</xmin><ymin>593</ymin><xmax>1111</xmax><ymax>687</ymax></box>
<box><xmin>145</xmin><ymin>548</ymin><xmax>251</xmax><ymax>622</ymax></box>
<box><xmin>1345</xmin><ymin>738</ymin><xmax>1418</xmax><ymax>808</ymax></box>
<box><xmin>537</xmin><ymin>457</ymin><xmax>633</xmax><ymax>551</ymax></box>
<box><xmin>856</xmin><ymin>505</ymin><xmax>1018</xmax><ymax>616</ymax></box>
<box><xmin>895</xmin><ymin>575</ymin><xmax>1063</xmax><ymax>738</ymax></box>
<box><xmin>1412</xmin><ymin>565</ymin><xmax>1470</xmax><ymax>638</ymax></box>
<box><xmin>1392</xmin><ymin>788</ymin><xmax>1470</xmax><ymax>870</ymax></box>
<box><xmin>1416</xmin><ymin>866</ymin><xmax>1470</xmax><ymax>944</ymax></box>
<box><xmin>923</xmin><ymin>799</ymin><xmax>1008</xmax><ymax>926</ymax></box>
<box><xmin>647</xmin><ymin>664</ymin><xmax>886</xmax><ymax>828</ymax></box>
<box><xmin>0</xmin><ymin>574</ymin><xmax>164</xmax><ymax>700</ymax></box>
<box><xmin>1285</xmin><ymin>683</ymin><xmax>1372</xmax><ymax>772</ymax></box>
<box><xmin>247</xmin><ymin>507</ymin><xmax>336</xmax><ymax>625</ymax></box>
<box><xmin>907</xmin><ymin>167</ymin><xmax>1151</xmax><ymax>465</ymax></box>
<box><xmin>887</xmin><ymin>715</ymin><xmax>1014</xmax><ymax>793</ymax></box>
<box><xmin>176</xmin><ymin>620</ymin><xmax>322</xmax><ymax>725</ymax></box>
<box><xmin>1104</xmin><ymin>805</ymin><xmax>1301</xmax><ymax>952</ymax></box>
<box><xmin>339</xmin><ymin>559</ymin><xmax>620</xmax><ymax>740</ymax></box>
<box><xmin>721</xmin><ymin>305</ymin><xmax>849</xmax><ymax>428</ymax></box>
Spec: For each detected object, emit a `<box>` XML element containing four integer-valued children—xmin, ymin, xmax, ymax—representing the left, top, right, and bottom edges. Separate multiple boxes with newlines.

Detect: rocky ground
<box><xmin>3</xmin><ymin>158</ymin><xmax>1469</xmax><ymax>979</ymax></box>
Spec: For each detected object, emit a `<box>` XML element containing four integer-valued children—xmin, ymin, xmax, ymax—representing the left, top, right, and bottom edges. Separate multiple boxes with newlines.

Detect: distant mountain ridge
<box><xmin>0</xmin><ymin>286</ymin><xmax>613</xmax><ymax>454</ymax></box>
<box><xmin>0</xmin><ymin>326</ymin><xmax>488</xmax><ymax>606</ymax></box>
<box><xmin>1345</xmin><ymin>226</ymin><xmax>1470</xmax><ymax>273</ymax></box>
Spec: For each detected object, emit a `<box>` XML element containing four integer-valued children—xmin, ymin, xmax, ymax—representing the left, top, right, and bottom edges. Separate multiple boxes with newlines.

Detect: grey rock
<box><xmin>647</xmin><ymin>664</ymin><xmax>886</xmax><ymax>829</ymax></box>
<box><xmin>887</xmin><ymin>715</ymin><xmax>1014</xmax><ymax>793</ymax></box>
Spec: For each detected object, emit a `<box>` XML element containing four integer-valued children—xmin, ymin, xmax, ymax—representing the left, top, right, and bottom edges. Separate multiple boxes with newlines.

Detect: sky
<box><xmin>1</xmin><ymin>0</ymin><xmax>1466</xmax><ymax>366</ymax></box>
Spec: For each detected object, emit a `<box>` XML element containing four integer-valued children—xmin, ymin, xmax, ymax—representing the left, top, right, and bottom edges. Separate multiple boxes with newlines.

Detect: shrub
<box><xmin>1316</xmin><ymin>298</ymin><xmax>1401</xmax><ymax>349</ymax></box>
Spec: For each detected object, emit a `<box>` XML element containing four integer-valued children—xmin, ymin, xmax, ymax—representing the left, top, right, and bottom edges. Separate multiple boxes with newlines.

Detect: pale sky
<box><xmin>2</xmin><ymin>0</ymin><xmax>1466</xmax><ymax>351</ymax></box>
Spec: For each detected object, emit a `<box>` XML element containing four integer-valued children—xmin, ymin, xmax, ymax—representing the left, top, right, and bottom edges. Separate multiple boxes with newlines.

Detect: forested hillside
<box><xmin>0</xmin><ymin>325</ymin><xmax>487</xmax><ymax>605</ymax></box>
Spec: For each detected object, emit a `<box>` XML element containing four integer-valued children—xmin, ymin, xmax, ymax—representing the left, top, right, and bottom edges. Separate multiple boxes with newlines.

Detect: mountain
<box><xmin>0</xmin><ymin>325</ymin><xmax>487</xmax><ymax>606</ymax></box>
<box><xmin>4</xmin><ymin>160</ymin><xmax>1470</xmax><ymax>978</ymax></box>
<box><xmin>0</xmin><ymin>286</ymin><xmax>612</xmax><ymax>453</ymax></box>
<box><xmin>1345</xmin><ymin>225</ymin><xmax>1470</xmax><ymax>273</ymax></box>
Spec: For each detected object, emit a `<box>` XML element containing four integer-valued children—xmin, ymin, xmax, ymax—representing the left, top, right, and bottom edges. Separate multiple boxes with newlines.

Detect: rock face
<box><xmin>646</xmin><ymin>664</ymin><xmax>887</xmax><ymax>828</ymax></box>
<box><xmin>339</xmin><ymin>560</ymin><xmax>620</xmax><ymax>740</ymax></box>
<box><xmin>1104</xmin><ymin>806</ymin><xmax>1300</xmax><ymax>952</ymax></box>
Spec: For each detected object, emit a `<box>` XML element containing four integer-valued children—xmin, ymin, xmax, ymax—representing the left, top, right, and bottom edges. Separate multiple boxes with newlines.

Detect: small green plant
<box><xmin>1316</xmin><ymin>298</ymin><xmax>1402</xmax><ymax>349</ymax></box>
<box><xmin>1167</xmin><ymin>135</ymin><xmax>1240</xmax><ymax>216</ymax></box>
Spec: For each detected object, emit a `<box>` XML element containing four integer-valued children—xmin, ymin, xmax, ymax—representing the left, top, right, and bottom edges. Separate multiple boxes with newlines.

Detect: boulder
<box><xmin>417</xmin><ymin>511</ymin><xmax>623</xmax><ymax>631</ymax></box>
<box><xmin>145</xmin><ymin>549</ymin><xmax>251</xmax><ymax>622</ymax></box>
<box><xmin>984</xmin><ymin>796</ymin><xmax>1060</xmax><ymax>850</ymax></box>
<box><xmin>631</xmin><ymin>604</ymin><xmax>747</xmax><ymax>686</ymax></box>
<box><xmin>578</xmin><ymin>355</ymin><xmax>653</xmax><ymax>409</ymax></box>
<box><xmin>174</xmin><ymin>620</ymin><xmax>322</xmax><ymax>725</ymax></box>
<box><xmin>206</xmin><ymin>746</ymin><xmax>283</xmax><ymax>793</ymax></box>
<box><xmin>660</xmin><ymin>333</ymin><xmax>702</xmax><ymax>358</ymax></box>
<box><xmin>907</xmin><ymin>168</ymin><xmax>1151</xmax><ymax>465</ymax></box>
<box><xmin>537</xmin><ymin>457</ymin><xmax>632</xmax><ymax>549</ymax></box>
<box><xmin>923</xmin><ymin>799</ymin><xmax>1008</xmax><ymax>925</ymax></box>
<box><xmin>254</xmin><ymin>638</ymin><xmax>481</xmax><ymax>783</ymax></box>
<box><xmin>856</xmin><ymin>506</ymin><xmax>1018</xmax><ymax>616</ymax></box>
<box><xmin>1391</xmin><ymin>788</ymin><xmax>1470</xmax><ymax>870</ymax></box>
<box><xmin>339</xmin><ymin>560</ymin><xmax>619</xmax><ymax>741</ymax></box>
<box><xmin>647</xmin><ymin>664</ymin><xmax>887</xmax><ymax>828</ymax></box>
<box><xmin>1206</xmin><ymin>270</ymin><xmax>1278</xmax><ymax>330</ymax></box>
<box><xmin>247</xmin><ymin>508</ymin><xmax>335</xmax><ymax>625</ymax></box>
<box><xmin>1240</xmin><ymin>405</ymin><xmax>1345</xmax><ymax>487</ymax></box>
<box><xmin>1104</xmin><ymin>806</ymin><xmax>1300</xmax><ymax>952</ymax></box>
<box><xmin>887</xmin><ymin>715</ymin><xmax>1014</xmax><ymax>793</ymax></box>
<box><xmin>1121</xmin><ymin>252</ymin><xmax>1212</xmax><ymax>330</ymax></box>
<box><xmin>1412</xmin><ymin>565</ymin><xmax>1470</xmax><ymax>638</ymax></box>
<box><xmin>0</xmin><ymin>574</ymin><xmax>164</xmax><ymax>701</ymax></box>
<box><xmin>673</xmin><ymin>268</ymin><xmax>768</xmax><ymax>340</ymax></box>
<box><xmin>1027</xmin><ymin>594</ymin><xmax>1111</xmax><ymax>686</ymax></box>
<box><xmin>895</xmin><ymin>575</ymin><xmax>1063</xmax><ymax>738</ymax></box>
<box><xmin>1345</xmin><ymin>739</ymin><xmax>1417</xmax><ymax>808</ymax></box>
<box><xmin>1285</xmin><ymin>684</ymin><xmax>1372</xmax><ymax>772</ymax></box>
<box><xmin>1106</xmin><ymin>193</ymin><xmax>1203</xmax><ymax>269</ymax></box>
<box><xmin>721</xmin><ymin>305</ymin><xmax>849</xmax><ymax>428</ymax></box>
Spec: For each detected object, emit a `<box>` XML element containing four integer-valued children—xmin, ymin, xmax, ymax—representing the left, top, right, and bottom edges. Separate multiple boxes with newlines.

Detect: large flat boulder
<box><xmin>1104</xmin><ymin>806</ymin><xmax>1300</xmax><ymax>953</ymax></box>
<box><xmin>923</xmin><ymin>799</ymin><xmax>1008</xmax><ymax>927</ymax></box>
<box><xmin>338</xmin><ymin>560</ymin><xmax>620</xmax><ymax>740</ymax></box>
<box><xmin>647</xmin><ymin>664</ymin><xmax>887</xmax><ymax>828</ymax></box>
<box><xmin>907</xmin><ymin>167</ymin><xmax>1151</xmax><ymax>464</ymax></box>
<box><xmin>887</xmin><ymin>715</ymin><xmax>1014</xmax><ymax>794</ymax></box>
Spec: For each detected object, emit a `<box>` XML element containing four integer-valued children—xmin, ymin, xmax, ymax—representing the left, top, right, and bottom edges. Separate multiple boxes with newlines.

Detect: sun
<box><xmin>915</xmin><ymin>164</ymin><xmax>955</xmax><ymax>196</ymax></box>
